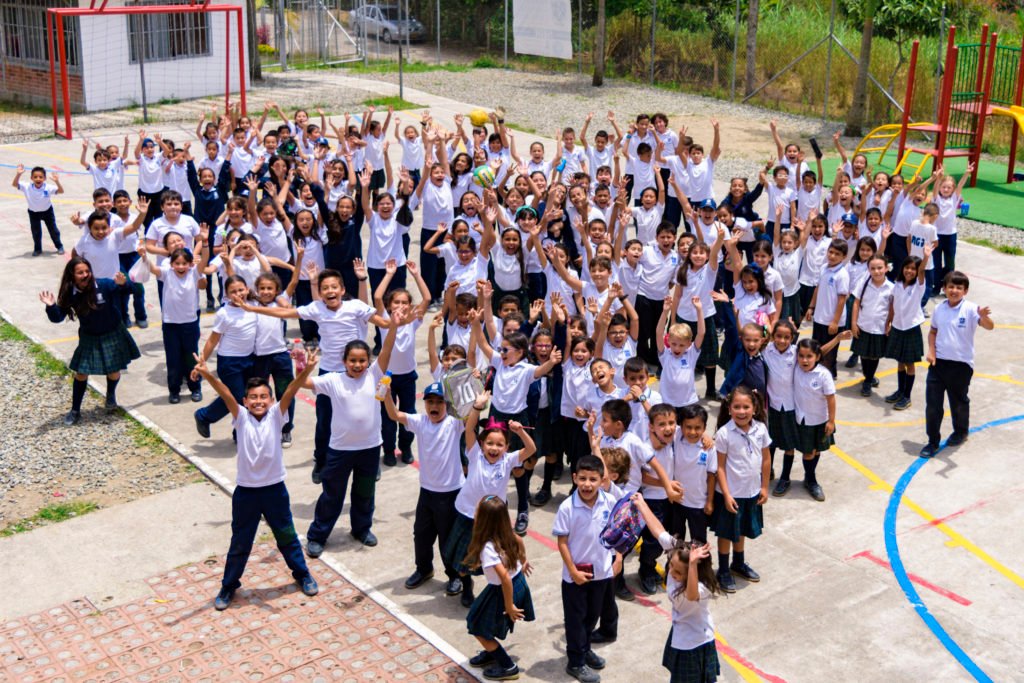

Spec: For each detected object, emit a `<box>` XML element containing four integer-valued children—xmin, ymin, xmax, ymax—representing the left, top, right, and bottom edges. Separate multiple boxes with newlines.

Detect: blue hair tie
<box><xmin>747</xmin><ymin>263</ymin><xmax>763</xmax><ymax>275</ymax></box>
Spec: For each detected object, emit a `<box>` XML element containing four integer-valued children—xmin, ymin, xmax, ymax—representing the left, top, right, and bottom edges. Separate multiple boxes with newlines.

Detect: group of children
<box><xmin>26</xmin><ymin>102</ymin><xmax>998</xmax><ymax>683</ymax></box>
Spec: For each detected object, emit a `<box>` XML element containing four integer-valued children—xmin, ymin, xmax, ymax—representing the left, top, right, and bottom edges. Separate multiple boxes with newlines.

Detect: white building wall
<box><xmin>78</xmin><ymin>0</ymin><xmax>248</xmax><ymax>112</ymax></box>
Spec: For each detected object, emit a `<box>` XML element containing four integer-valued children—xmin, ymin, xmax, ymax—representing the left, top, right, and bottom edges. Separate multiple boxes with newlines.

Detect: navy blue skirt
<box><xmin>663</xmin><ymin>635</ymin><xmax>720</xmax><ymax>683</ymax></box>
<box><xmin>466</xmin><ymin>572</ymin><xmax>535</xmax><ymax>641</ymax></box>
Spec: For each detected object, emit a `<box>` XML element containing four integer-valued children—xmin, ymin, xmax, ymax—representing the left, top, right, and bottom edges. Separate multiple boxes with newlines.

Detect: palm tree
<box><xmin>593</xmin><ymin>0</ymin><xmax>607</xmax><ymax>86</ymax></box>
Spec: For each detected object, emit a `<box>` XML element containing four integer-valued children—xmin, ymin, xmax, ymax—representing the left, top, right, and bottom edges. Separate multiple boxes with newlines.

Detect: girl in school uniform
<box><xmin>464</xmin><ymin>495</ymin><xmax>535</xmax><ymax>681</ymax></box>
<box><xmin>843</xmin><ymin>235</ymin><xmax>886</xmax><ymax>370</ymax></box>
<box><xmin>193</xmin><ymin>276</ymin><xmax>258</xmax><ymax>438</ymax></box>
<box><xmin>594</xmin><ymin>283</ymin><xmax>640</xmax><ymax>392</ymax></box>
<box><xmin>443</xmin><ymin>391</ymin><xmax>536</xmax><ymax>608</ymax></box>
<box><xmin>712</xmin><ymin>385</ymin><xmax>771</xmax><ymax>593</ymax></box>
<box><xmin>672</xmin><ymin>225</ymin><xmax>724</xmax><ymax>398</ymax></box>
<box><xmin>930</xmin><ymin>164</ymin><xmax>974</xmax><ymax>296</ymax></box>
<box><xmin>416</xmin><ymin>135</ymin><xmax>454</xmax><ymax>305</ymax></box>
<box><xmin>884</xmin><ymin>246</ymin><xmax>934</xmax><ymax>410</ymax></box>
<box><xmin>850</xmin><ymin>254</ymin><xmax>895</xmax><ymax>397</ymax></box>
<box><xmin>245</xmin><ymin>177</ymin><xmax>294</xmax><ymax>291</ymax></box>
<box><xmin>793</xmin><ymin>339</ymin><xmax>837</xmax><ymax>502</ymax></box>
<box><xmin>750</xmin><ymin>239</ymin><xmax>784</xmax><ymax>315</ymax></box>
<box><xmin>772</xmin><ymin>227</ymin><xmax>807</xmax><ymax>325</ymax></box>
<box><xmin>290</xmin><ymin>208</ymin><xmax>327</xmax><ymax>341</ymax></box>
<box><xmin>374</xmin><ymin>259</ymin><xmax>432</xmax><ymax>467</ymax></box>
<box><xmin>487</xmin><ymin>223</ymin><xmax>530</xmax><ymax>315</ymax></box>
<box><xmin>40</xmin><ymin>258</ymin><xmax>139</xmax><ymax>425</ymax></box>
<box><xmin>797</xmin><ymin>215</ymin><xmax>831</xmax><ymax>317</ymax></box>
<box><xmin>634</xmin><ymin>496</ymin><xmax>721</xmax><ymax>683</ymax></box>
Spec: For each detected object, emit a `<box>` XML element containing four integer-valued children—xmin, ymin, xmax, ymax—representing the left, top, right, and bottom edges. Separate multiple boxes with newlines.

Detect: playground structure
<box><xmin>854</xmin><ymin>25</ymin><xmax>1024</xmax><ymax>187</ymax></box>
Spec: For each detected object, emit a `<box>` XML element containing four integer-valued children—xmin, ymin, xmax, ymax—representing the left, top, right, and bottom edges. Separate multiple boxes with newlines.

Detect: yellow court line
<box><xmin>837</xmin><ymin>416</ymin><xmax>930</xmax><ymax>428</ymax></box>
<box><xmin>831</xmin><ymin>444</ymin><xmax>1024</xmax><ymax>592</ymax></box>
<box><xmin>975</xmin><ymin>372</ymin><xmax>1024</xmax><ymax>387</ymax></box>
<box><xmin>6</xmin><ymin>145</ymin><xmax>82</xmax><ymax>165</ymax></box>
<box><xmin>715</xmin><ymin>633</ymin><xmax>764</xmax><ymax>683</ymax></box>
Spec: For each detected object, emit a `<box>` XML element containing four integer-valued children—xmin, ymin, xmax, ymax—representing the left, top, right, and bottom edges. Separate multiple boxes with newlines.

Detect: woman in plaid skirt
<box><xmin>40</xmin><ymin>257</ymin><xmax>140</xmax><ymax>426</ymax></box>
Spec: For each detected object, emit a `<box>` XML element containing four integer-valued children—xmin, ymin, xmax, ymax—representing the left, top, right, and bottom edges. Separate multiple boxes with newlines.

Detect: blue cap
<box><xmin>698</xmin><ymin>198</ymin><xmax>717</xmax><ymax>210</ymax></box>
<box><xmin>841</xmin><ymin>212</ymin><xmax>858</xmax><ymax>224</ymax></box>
<box><xmin>316</xmin><ymin>137</ymin><xmax>330</xmax><ymax>146</ymax></box>
<box><xmin>423</xmin><ymin>382</ymin><xmax>445</xmax><ymax>398</ymax></box>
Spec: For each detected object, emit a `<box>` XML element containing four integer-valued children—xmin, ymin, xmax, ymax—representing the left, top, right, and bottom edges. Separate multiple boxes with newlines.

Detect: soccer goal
<box><xmin>47</xmin><ymin>0</ymin><xmax>247</xmax><ymax>139</ymax></box>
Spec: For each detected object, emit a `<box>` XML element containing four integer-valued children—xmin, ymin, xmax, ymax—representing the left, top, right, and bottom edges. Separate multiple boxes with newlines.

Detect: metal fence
<box><xmin>255</xmin><ymin>0</ymin><xmax>360</xmax><ymax>70</ymax></box>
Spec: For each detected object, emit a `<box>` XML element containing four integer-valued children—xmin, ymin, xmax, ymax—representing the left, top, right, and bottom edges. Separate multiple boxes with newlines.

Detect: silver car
<box><xmin>349</xmin><ymin>4</ymin><xmax>426</xmax><ymax>43</ymax></box>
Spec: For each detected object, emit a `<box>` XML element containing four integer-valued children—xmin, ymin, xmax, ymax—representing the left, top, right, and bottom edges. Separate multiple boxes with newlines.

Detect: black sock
<box><xmin>106</xmin><ymin>377</ymin><xmax>119</xmax><ymax>403</ymax></box>
<box><xmin>514</xmin><ymin>471</ymin><xmax>530</xmax><ymax>514</ymax></box>
<box><xmin>897</xmin><ymin>370</ymin><xmax>906</xmax><ymax>395</ymax></box>
<box><xmin>780</xmin><ymin>454</ymin><xmax>795</xmax><ymax>481</ymax></box>
<box><xmin>704</xmin><ymin>366</ymin><xmax>717</xmax><ymax>394</ymax></box>
<box><xmin>862</xmin><ymin>358</ymin><xmax>879</xmax><ymax>381</ymax></box>
<box><xmin>492</xmin><ymin>644</ymin><xmax>514</xmax><ymax>669</ymax></box>
<box><xmin>733</xmin><ymin>550</ymin><xmax>744</xmax><ymax>568</ymax></box>
<box><xmin>905</xmin><ymin>373</ymin><xmax>916</xmax><ymax>397</ymax></box>
<box><xmin>71</xmin><ymin>378</ymin><xmax>87</xmax><ymax>412</ymax></box>
<box><xmin>718</xmin><ymin>552</ymin><xmax>729</xmax><ymax>573</ymax></box>
<box><xmin>803</xmin><ymin>455</ymin><xmax>819</xmax><ymax>485</ymax></box>
<box><xmin>541</xmin><ymin>459</ymin><xmax>555</xmax><ymax>491</ymax></box>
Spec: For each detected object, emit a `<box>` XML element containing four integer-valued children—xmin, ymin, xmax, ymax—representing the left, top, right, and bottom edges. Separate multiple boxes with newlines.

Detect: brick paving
<box><xmin>0</xmin><ymin>543</ymin><xmax>474</xmax><ymax>683</ymax></box>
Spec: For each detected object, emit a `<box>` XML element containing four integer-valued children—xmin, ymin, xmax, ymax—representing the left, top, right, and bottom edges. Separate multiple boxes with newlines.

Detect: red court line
<box><xmin>904</xmin><ymin>486</ymin><xmax>1024</xmax><ymax>534</ymax></box>
<box><xmin>963</xmin><ymin>271</ymin><xmax>1024</xmax><ymax>291</ymax></box>
<box><xmin>850</xmin><ymin>551</ymin><xmax>971</xmax><ymax>606</ymax></box>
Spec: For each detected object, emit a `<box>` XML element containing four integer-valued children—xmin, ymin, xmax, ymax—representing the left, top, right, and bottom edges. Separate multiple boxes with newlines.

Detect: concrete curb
<box><xmin>0</xmin><ymin>307</ymin><xmax>480</xmax><ymax>679</ymax></box>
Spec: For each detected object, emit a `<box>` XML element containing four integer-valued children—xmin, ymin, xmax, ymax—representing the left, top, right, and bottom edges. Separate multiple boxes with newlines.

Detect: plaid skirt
<box><xmin>767</xmin><ymin>408</ymin><xmax>800</xmax><ymax>452</ymax></box>
<box><xmin>780</xmin><ymin>293</ymin><xmax>802</xmax><ymax>326</ymax></box>
<box><xmin>70</xmin><ymin>325</ymin><xmax>141</xmax><ymax>376</ymax></box>
<box><xmin>677</xmin><ymin>316</ymin><xmax>718</xmax><ymax>368</ymax></box>
<box><xmin>663</xmin><ymin>635</ymin><xmax>720</xmax><ymax>683</ymax></box>
<box><xmin>851</xmin><ymin>331</ymin><xmax>887</xmax><ymax>359</ymax></box>
<box><xmin>442</xmin><ymin>512</ymin><xmax>477</xmax><ymax>576</ymax></box>
<box><xmin>711</xmin><ymin>491</ymin><xmax>763</xmax><ymax>543</ymax></box>
<box><xmin>796</xmin><ymin>420</ymin><xmax>835</xmax><ymax>455</ymax></box>
<box><xmin>885</xmin><ymin>326</ymin><xmax>924</xmax><ymax>364</ymax></box>
<box><xmin>466</xmin><ymin>572</ymin><xmax>535</xmax><ymax>640</ymax></box>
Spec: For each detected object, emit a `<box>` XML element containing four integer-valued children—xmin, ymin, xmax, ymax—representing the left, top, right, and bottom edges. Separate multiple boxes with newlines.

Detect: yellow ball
<box><xmin>472</xmin><ymin>165</ymin><xmax>495</xmax><ymax>188</ymax></box>
<box><xmin>469</xmin><ymin>109</ymin><xmax>489</xmax><ymax>127</ymax></box>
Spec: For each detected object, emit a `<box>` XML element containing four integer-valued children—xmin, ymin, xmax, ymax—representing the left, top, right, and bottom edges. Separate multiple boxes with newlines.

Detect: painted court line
<box><xmin>849</xmin><ymin>550</ymin><xmax>971</xmax><ymax>606</ymax></box>
<box><xmin>904</xmin><ymin>486</ymin><xmax>1024</xmax><ymax>534</ymax></box>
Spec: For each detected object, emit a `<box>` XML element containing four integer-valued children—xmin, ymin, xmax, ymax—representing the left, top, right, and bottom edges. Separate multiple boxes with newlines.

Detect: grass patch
<box><xmin>470</xmin><ymin>55</ymin><xmax>501</xmax><ymax>69</ymax></box>
<box><xmin>344</xmin><ymin>59</ymin><xmax>470</xmax><ymax>74</ymax></box>
<box><xmin>361</xmin><ymin>96</ymin><xmax>424</xmax><ymax>111</ymax></box>
<box><xmin>505</xmin><ymin>121</ymin><xmax>537</xmax><ymax>135</ymax></box>
<box><xmin>0</xmin><ymin>100</ymin><xmax>53</xmax><ymax>115</ymax></box>
<box><xmin>964</xmin><ymin>237</ymin><xmax>1024</xmax><ymax>256</ymax></box>
<box><xmin>156</xmin><ymin>97</ymin><xmax>180</xmax><ymax>106</ymax></box>
<box><xmin>1</xmin><ymin>501</ymin><xmax>100</xmax><ymax>537</ymax></box>
<box><xmin>131</xmin><ymin>115</ymin><xmax>158</xmax><ymax>125</ymax></box>
<box><xmin>126</xmin><ymin>417</ymin><xmax>172</xmax><ymax>455</ymax></box>
<box><xmin>0</xmin><ymin>320</ymin><xmax>70</xmax><ymax>379</ymax></box>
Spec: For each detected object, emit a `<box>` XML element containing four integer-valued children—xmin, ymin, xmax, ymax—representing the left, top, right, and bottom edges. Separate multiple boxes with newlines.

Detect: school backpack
<box><xmin>600</xmin><ymin>496</ymin><xmax>647</xmax><ymax>555</ymax></box>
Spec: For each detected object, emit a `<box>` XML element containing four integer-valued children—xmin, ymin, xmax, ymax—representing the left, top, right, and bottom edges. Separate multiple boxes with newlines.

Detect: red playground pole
<box><xmin>897</xmin><ymin>41</ymin><xmax>920</xmax><ymax>170</ymax></box>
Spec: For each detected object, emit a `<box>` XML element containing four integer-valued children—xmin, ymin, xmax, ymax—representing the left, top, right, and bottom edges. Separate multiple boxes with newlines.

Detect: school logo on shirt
<box><xmin>810</xmin><ymin>379</ymin><xmax>821</xmax><ymax>390</ymax></box>
<box><xmin>679</xmin><ymin>357</ymin><xmax>689</xmax><ymax>368</ymax></box>
<box><xmin>601</xmin><ymin>509</ymin><xmax>610</xmax><ymax>523</ymax></box>
<box><xmin>698</xmin><ymin>451</ymin><xmax>707</xmax><ymax>465</ymax></box>
<box><xmin>96</xmin><ymin>292</ymin><xmax>105</xmax><ymax>305</ymax></box>
<box><xmin>958</xmin><ymin>316</ymin><xmax>967</xmax><ymax>328</ymax></box>
<box><xmin>670</xmin><ymin>255</ymin><xmax>678</xmax><ymax>265</ymax></box>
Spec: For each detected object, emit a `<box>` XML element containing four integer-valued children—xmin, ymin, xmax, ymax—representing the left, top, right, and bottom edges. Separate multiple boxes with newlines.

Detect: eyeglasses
<box><xmin>533</xmin><ymin>343</ymin><xmax>552</xmax><ymax>349</ymax></box>
<box><xmin>498</xmin><ymin>347</ymin><xmax>510</xmax><ymax>355</ymax></box>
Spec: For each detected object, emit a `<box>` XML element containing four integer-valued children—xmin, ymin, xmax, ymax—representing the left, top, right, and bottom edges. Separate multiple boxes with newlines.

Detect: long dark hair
<box><xmin>499</xmin><ymin>227</ymin><xmax>527</xmax><ymax>288</ymax></box>
<box><xmin>56</xmin><ymin>257</ymin><xmax>97</xmax><ymax>321</ymax></box>
<box><xmin>464</xmin><ymin>496</ymin><xmax>525</xmax><ymax>572</ymax></box>
<box><xmin>668</xmin><ymin>543</ymin><xmax>721</xmax><ymax>598</ymax></box>
<box><xmin>716</xmin><ymin>385</ymin><xmax>767</xmax><ymax>429</ymax></box>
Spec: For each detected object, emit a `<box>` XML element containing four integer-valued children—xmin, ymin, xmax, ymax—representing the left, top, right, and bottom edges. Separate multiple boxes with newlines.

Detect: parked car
<box><xmin>349</xmin><ymin>4</ymin><xmax>426</xmax><ymax>43</ymax></box>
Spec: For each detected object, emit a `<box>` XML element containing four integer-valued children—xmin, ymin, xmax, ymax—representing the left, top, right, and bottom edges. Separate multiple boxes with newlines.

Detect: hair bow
<box><xmin>747</xmin><ymin>263</ymin><xmax>763</xmax><ymax>275</ymax></box>
<box><xmin>482</xmin><ymin>417</ymin><xmax>508</xmax><ymax>431</ymax></box>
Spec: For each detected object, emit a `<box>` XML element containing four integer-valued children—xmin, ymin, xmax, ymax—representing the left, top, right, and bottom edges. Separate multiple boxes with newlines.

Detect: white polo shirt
<box><xmin>490</xmin><ymin>355</ymin><xmax>537</xmax><ymax>414</ymax></box>
<box><xmin>672</xmin><ymin>433</ymin><xmax>718</xmax><ymax>509</ymax></box>
<box><xmin>600</xmin><ymin>431</ymin><xmax>654</xmax><ymax>496</ymax></box>
<box><xmin>909</xmin><ymin>220</ymin><xmax>937</xmax><ymax>270</ymax></box>
<box><xmin>313</xmin><ymin>363</ymin><xmax>384</xmax><ymax>451</ymax></box>
<box><xmin>481</xmin><ymin>540</ymin><xmax>522</xmax><ymax>586</ymax></box>
<box><xmin>713</xmin><ymin>419</ymin><xmax>771</xmax><ymax>499</ymax></box>
<box><xmin>793</xmin><ymin>366</ymin><xmax>835</xmax><ymax>426</ymax></box>
<box><xmin>404</xmin><ymin>414</ymin><xmax>465</xmax><ymax>493</ymax></box>
<box><xmin>734</xmin><ymin>289</ymin><xmax>776</xmax><ymax>329</ymax></box>
<box><xmin>659</xmin><ymin>345</ymin><xmax>700</xmax><ymax>408</ymax></box>
<box><xmin>667</xmin><ymin>569</ymin><xmax>715</xmax><ymax>651</ymax></box>
<box><xmin>934</xmin><ymin>193</ymin><xmax>959</xmax><ymax>235</ymax></box>
<box><xmin>75</xmin><ymin>229</ymin><xmax>127</xmax><ymax>279</ymax></box>
<box><xmin>766</xmin><ymin>183</ymin><xmax>797</xmax><ymax>223</ymax></box>
<box><xmin>296</xmin><ymin>300</ymin><xmax>374</xmax><ymax>372</ymax></box>
<box><xmin>773</xmin><ymin>245</ymin><xmax>802</xmax><ymax>296</ymax></box>
<box><xmin>634</xmin><ymin>203</ymin><xmax>665</xmax><ymax>244</ymax></box>
<box><xmin>157</xmin><ymin>266</ymin><xmax>201</xmax><ymax>324</ymax></box>
<box><xmin>637</xmin><ymin>242</ymin><xmax>680</xmax><ymax>300</ymax></box>
<box><xmin>253</xmin><ymin>301</ymin><xmax>288</xmax><ymax>356</ymax></box>
<box><xmin>560</xmin><ymin>360</ymin><xmax>594</xmax><ymax>420</ymax></box>
<box><xmin>19</xmin><ymin>180</ymin><xmax>57</xmax><ymax>212</ymax></box>
<box><xmin>932</xmin><ymin>299</ymin><xmax>981</xmax><ymax>366</ymax></box>
<box><xmin>602</xmin><ymin>339</ymin><xmax>637</xmax><ymax>392</ymax></box>
<box><xmin>763</xmin><ymin>344</ymin><xmax>797</xmax><ymax>411</ymax></box>
<box><xmin>687</xmin><ymin>158</ymin><xmax>715</xmax><ymax>203</ymax></box>
<box><xmin>211</xmin><ymin>304</ymin><xmax>257</xmax><ymax>357</ymax></box>
<box><xmin>891</xmin><ymin>280</ymin><xmax>926</xmax><ymax>330</ymax></box>
<box><xmin>855</xmin><ymin>278</ymin><xmax>894</xmax><ymax>335</ymax></box>
<box><xmin>147</xmin><ymin>215</ymin><xmax>200</xmax><ymax>251</ymax></box>
<box><xmin>233</xmin><ymin>406</ymin><xmax>287</xmax><ymax>487</ymax></box>
<box><xmin>552</xmin><ymin>488</ymin><xmax>617</xmax><ymax>582</ymax></box>
<box><xmin>797</xmin><ymin>185</ymin><xmax>822</xmax><ymax>223</ymax></box>
<box><xmin>420</xmin><ymin>179</ymin><xmax>454</xmax><ymax>233</ymax></box>
<box><xmin>799</xmin><ymin>235</ymin><xmax>831</xmax><ymax>287</ymax></box>
<box><xmin>628</xmin><ymin>387</ymin><xmax>661</xmax><ymax>442</ymax></box>
<box><xmin>583</xmin><ymin>385</ymin><xmax>627</xmax><ymax>430</ymax></box>
<box><xmin>137</xmin><ymin>153</ymin><xmax>165</xmax><ymax>193</ymax></box>
<box><xmin>812</xmin><ymin>263</ymin><xmax>850</xmax><ymax>327</ymax></box>
<box><xmin>676</xmin><ymin>264</ymin><xmax>716</xmax><ymax>321</ymax></box>
<box><xmin>455</xmin><ymin>444</ymin><xmax>521</xmax><ymax>518</ymax></box>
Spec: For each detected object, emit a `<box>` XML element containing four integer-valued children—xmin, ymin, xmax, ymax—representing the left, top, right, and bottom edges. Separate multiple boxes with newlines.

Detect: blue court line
<box><xmin>884</xmin><ymin>413</ymin><xmax>1024</xmax><ymax>683</ymax></box>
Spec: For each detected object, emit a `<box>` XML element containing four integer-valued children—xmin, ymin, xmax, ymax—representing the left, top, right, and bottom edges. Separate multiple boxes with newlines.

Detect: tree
<box><xmin>593</xmin><ymin>0</ymin><xmax>607</xmax><ymax>86</ymax></box>
<box><xmin>744</xmin><ymin>0</ymin><xmax>759</xmax><ymax>96</ymax></box>
<box><xmin>247</xmin><ymin>0</ymin><xmax>261</xmax><ymax>82</ymax></box>
<box><xmin>845</xmin><ymin>0</ymin><xmax>880</xmax><ymax>137</ymax></box>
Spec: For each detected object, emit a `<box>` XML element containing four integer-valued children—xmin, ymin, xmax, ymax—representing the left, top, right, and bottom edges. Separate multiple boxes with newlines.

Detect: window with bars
<box><xmin>0</xmin><ymin>0</ymin><xmax>80</xmax><ymax>69</ymax></box>
<box><xmin>126</xmin><ymin>0</ymin><xmax>211</xmax><ymax>64</ymax></box>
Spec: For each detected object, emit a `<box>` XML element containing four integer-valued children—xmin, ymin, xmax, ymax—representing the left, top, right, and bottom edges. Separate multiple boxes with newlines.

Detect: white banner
<box><xmin>513</xmin><ymin>0</ymin><xmax>573</xmax><ymax>60</ymax></box>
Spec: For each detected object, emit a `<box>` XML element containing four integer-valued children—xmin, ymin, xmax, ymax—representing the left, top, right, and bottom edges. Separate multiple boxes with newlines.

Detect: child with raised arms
<box><xmin>191</xmin><ymin>351</ymin><xmax>320</xmax><ymax>611</ymax></box>
<box><xmin>657</xmin><ymin>298</ymin><xmax>706</xmax><ymax>413</ymax></box>
<box><xmin>884</xmin><ymin>246</ymin><xmax>933</xmax><ymax>410</ymax></box>
<box><xmin>13</xmin><ymin>164</ymin><xmax>64</xmax><ymax>256</ymax></box>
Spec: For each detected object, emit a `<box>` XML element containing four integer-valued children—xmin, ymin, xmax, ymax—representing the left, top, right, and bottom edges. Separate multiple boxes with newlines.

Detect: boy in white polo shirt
<box><xmin>553</xmin><ymin>454</ymin><xmax>622</xmax><ymax>683</ymax></box>
<box><xmin>920</xmin><ymin>271</ymin><xmax>994</xmax><ymax>458</ymax></box>
<box><xmin>12</xmin><ymin>164</ymin><xmax>65</xmax><ymax>256</ymax></box>
<box><xmin>191</xmin><ymin>349</ymin><xmax>321</xmax><ymax>611</ymax></box>
<box><xmin>384</xmin><ymin>382</ymin><xmax>466</xmax><ymax>597</ymax></box>
<box><xmin>806</xmin><ymin>238</ymin><xmax>850</xmax><ymax>378</ymax></box>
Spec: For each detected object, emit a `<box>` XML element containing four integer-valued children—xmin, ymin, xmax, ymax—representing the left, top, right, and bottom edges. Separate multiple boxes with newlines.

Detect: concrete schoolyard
<box><xmin>1</xmin><ymin>76</ymin><xmax>1023</xmax><ymax>682</ymax></box>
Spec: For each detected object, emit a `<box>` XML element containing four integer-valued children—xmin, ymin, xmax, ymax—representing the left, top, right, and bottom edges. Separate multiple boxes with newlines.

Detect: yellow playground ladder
<box><xmin>854</xmin><ymin>122</ymin><xmax>936</xmax><ymax>169</ymax></box>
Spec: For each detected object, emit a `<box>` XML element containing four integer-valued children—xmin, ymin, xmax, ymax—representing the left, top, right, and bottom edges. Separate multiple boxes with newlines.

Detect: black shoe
<box><xmin>845</xmin><ymin>354</ymin><xmax>859</xmax><ymax>368</ymax></box>
<box><xmin>56</xmin><ymin>248</ymin><xmax>65</xmax><ymax>256</ymax></box>
<box><xmin>639</xmin><ymin>574</ymin><xmax>659</xmax><ymax>595</ymax></box>
<box><xmin>63</xmin><ymin>410</ymin><xmax>80</xmax><ymax>426</ymax></box>
<box><xmin>169</xmin><ymin>393</ymin><xmax>181</xmax><ymax>404</ymax></box>
<box><xmin>194</xmin><ymin>412</ymin><xmax>211</xmax><ymax>438</ymax></box>
<box><xmin>772</xmin><ymin>478</ymin><xmax>791</xmax><ymax>497</ymax></box>
<box><xmin>860</xmin><ymin>380</ymin><xmax>872</xmax><ymax>397</ymax></box>
<box><xmin>281</xmin><ymin>431</ymin><xmax>292</xmax><ymax>449</ymax></box>
<box><xmin>514</xmin><ymin>512</ymin><xmax>529</xmax><ymax>536</ymax></box>
<box><xmin>206</xmin><ymin>303</ymin><xmax>216</xmax><ymax>313</ymax></box>
<box><xmin>584</xmin><ymin>649</ymin><xmax>606</xmax><ymax>670</ymax></box>
<box><xmin>894</xmin><ymin>397</ymin><xmax>912</xmax><ymax>411</ymax></box>
<box><xmin>717</xmin><ymin>570</ymin><xmax>737</xmax><ymax>593</ymax></box>
<box><xmin>884</xmin><ymin>390</ymin><xmax>902</xmax><ymax>404</ymax></box>
<box><xmin>469</xmin><ymin>649</ymin><xmax>496</xmax><ymax>667</ymax></box>
<box><xmin>383</xmin><ymin>450</ymin><xmax>398</xmax><ymax>467</ymax></box>
<box><xmin>306</xmin><ymin>540</ymin><xmax>324</xmax><ymax>558</ymax></box>
<box><xmin>104</xmin><ymin>398</ymin><xmax>118</xmax><ymax>414</ymax></box>
<box><xmin>136</xmin><ymin>319</ymin><xmax>149</xmax><ymax>329</ymax></box>
<box><xmin>589</xmin><ymin>630</ymin><xmax>616</xmax><ymax>645</ymax></box>
<box><xmin>444</xmin><ymin>577</ymin><xmax>463</xmax><ymax>596</ymax></box>
<box><xmin>400</xmin><ymin>444</ymin><xmax>414</xmax><ymax>464</ymax></box>
<box><xmin>300</xmin><ymin>575</ymin><xmax>319</xmax><ymax>596</ymax></box>
<box><xmin>614</xmin><ymin>579</ymin><xmax>634</xmax><ymax>601</ymax></box>
<box><xmin>804</xmin><ymin>480</ymin><xmax>826</xmax><ymax>501</ymax></box>
<box><xmin>404</xmin><ymin>569</ymin><xmax>434</xmax><ymax>589</ymax></box>
<box><xmin>352</xmin><ymin>530</ymin><xmax>378</xmax><ymax>547</ymax></box>
<box><xmin>214</xmin><ymin>587</ymin><xmax>234</xmax><ymax>610</ymax></box>
<box><xmin>920</xmin><ymin>443</ymin><xmax>939</xmax><ymax>458</ymax></box>
<box><xmin>311</xmin><ymin>463</ymin><xmax>323</xmax><ymax>485</ymax></box>
<box><xmin>870</xmin><ymin>377</ymin><xmax>880</xmax><ymax>387</ymax></box>
<box><xmin>565</xmin><ymin>664</ymin><xmax>600</xmax><ymax>683</ymax></box>
<box><xmin>731</xmin><ymin>562</ymin><xmax>760</xmax><ymax>582</ymax></box>
<box><xmin>190</xmin><ymin>389</ymin><xmax>202</xmax><ymax>402</ymax></box>
<box><xmin>946</xmin><ymin>432</ymin><xmax>969</xmax><ymax>447</ymax></box>
<box><xmin>32</xmin><ymin>250</ymin><xmax>42</xmax><ymax>257</ymax></box>
<box><xmin>460</xmin><ymin>578</ymin><xmax>475</xmax><ymax>607</ymax></box>
<box><xmin>529</xmin><ymin>488</ymin><xmax>551</xmax><ymax>506</ymax></box>
<box><xmin>482</xmin><ymin>663</ymin><xmax>520</xmax><ymax>681</ymax></box>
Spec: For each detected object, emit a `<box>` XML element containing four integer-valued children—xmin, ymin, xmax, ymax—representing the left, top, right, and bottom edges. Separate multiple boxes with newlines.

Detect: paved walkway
<box><xmin>1</xmin><ymin>73</ymin><xmax>1024</xmax><ymax>682</ymax></box>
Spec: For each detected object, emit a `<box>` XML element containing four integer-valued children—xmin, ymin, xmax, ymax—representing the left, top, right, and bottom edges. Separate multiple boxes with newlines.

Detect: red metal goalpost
<box><xmin>47</xmin><ymin>0</ymin><xmax>247</xmax><ymax>139</ymax></box>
